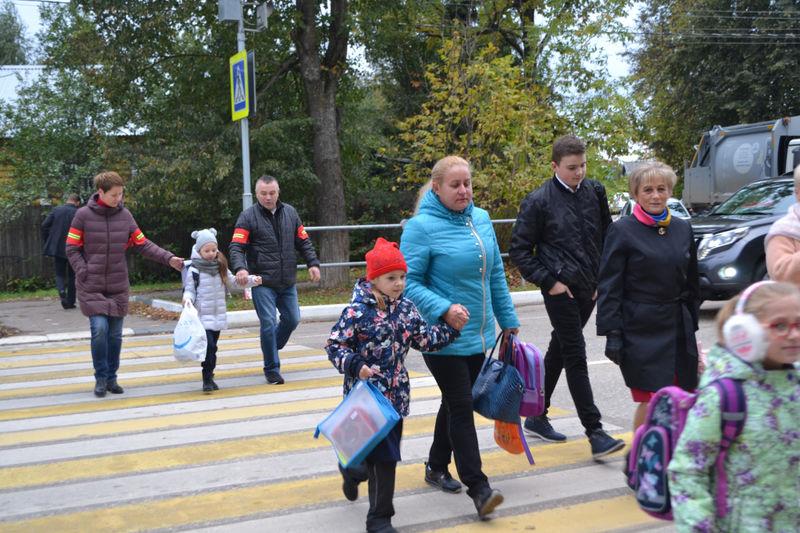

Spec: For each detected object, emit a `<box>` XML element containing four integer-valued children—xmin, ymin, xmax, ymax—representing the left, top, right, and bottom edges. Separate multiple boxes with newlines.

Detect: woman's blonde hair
<box><xmin>628</xmin><ymin>161</ymin><xmax>677</xmax><ymax>199</ymax></box>
<box><xmin>716</xmin><ymin>281</ymin><xmax>800</xmax><ymax>341</ymax></box>
<box><xmin>431</xmin><ymin>155</ymin><xmax>470</xmax><ymax>186</ymax></box>
<box><xmin>412</xmin><ymin>155</ymin><xmax>471</xmax><ymax>215</ymax></box>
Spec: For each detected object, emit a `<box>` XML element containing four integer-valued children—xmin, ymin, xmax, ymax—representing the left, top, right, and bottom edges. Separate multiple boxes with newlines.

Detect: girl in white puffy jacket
<box><xmin>182</xmin><ymin>228</ymin><xmax>261</xmax><ymax>392</ymax></box>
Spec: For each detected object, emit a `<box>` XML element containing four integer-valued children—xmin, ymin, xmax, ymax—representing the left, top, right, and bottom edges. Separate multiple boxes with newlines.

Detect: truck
<box><xmin>683</xmin><ymin>115</ymin><xmax>800</xmax><ymax>211</ymax></box>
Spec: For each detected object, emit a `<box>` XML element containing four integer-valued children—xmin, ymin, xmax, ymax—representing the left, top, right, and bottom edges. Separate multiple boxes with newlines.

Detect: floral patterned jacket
<box><xmin>668</xmin><ymin>343</ymin><xmax>800</xmax><ymax>532</ymax></box>
<box><xmin>325</xmin><ymin>278</ymin><xmax>459</xmax><ymax>416</ymax></box>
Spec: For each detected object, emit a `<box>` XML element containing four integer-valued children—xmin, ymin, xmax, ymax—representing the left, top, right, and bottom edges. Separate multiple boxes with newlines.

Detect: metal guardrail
<box><xmin>300</xmin><ymin>219</ymin><xmax>517</xmax><ymax>269</ymax></box>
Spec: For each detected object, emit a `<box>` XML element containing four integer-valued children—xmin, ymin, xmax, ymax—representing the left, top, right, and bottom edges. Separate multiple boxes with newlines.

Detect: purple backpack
<box><xmin>627</xmin><ymin>379</ymin><xmax>746</xmax><ymax>520</ymax></box>
<box><xmin>508</xmin><ymin>335</ymin><xmax>545</xmax><ymax>418</ymax></box>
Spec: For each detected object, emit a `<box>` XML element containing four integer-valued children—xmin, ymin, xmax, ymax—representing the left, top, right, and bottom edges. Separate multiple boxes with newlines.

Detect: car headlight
<box><xmin>697</xmin><ymin>227</ymin><xmax>749</xmax><ymax>260</ymax></box>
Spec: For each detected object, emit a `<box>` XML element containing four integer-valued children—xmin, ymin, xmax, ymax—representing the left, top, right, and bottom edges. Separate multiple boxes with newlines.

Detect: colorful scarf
<box><xmin>633</xmin><ymin>202</ymin><xmax>671</xmax><ymax>228</ymax></box>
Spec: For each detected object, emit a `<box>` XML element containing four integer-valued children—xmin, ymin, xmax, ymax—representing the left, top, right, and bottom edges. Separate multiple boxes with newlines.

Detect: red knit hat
<box><xmin>366</xmin><ymin>237</ymin><xmax>407</xmax><ymax>280</ymax></box>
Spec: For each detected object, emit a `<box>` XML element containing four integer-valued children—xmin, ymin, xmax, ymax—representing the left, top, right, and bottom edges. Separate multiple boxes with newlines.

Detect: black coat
<box><xmin>229</xmin><ymin>200</ymin><xmax>320</xmax><ymax>288</ymax></box>
<box><xmin>41</xmin><ymin>203</ymin><xmax>78</xmax><ymax>259</ymax></box>
<box><xmin>596</xmin><ymin>215</ymin><xmax>700</xmax><ymax>392</ymax></box>
<box><xmin>510</xmin><ymin>176</ymin><xmax>612</xmax><ymax>297</ymax></box>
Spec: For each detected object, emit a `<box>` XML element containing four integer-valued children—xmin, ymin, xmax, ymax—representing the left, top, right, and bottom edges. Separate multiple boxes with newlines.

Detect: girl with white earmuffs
<box><xmin>668</xmin><ymin>280</ymin><xmax>800</xmax><ymax>532</ymax></box>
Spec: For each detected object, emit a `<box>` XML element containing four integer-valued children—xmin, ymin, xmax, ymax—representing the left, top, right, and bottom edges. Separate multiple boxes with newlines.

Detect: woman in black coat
<box><xmin>596</xmin><ymin>161</ymin><xmax>700</xmax><ymax>431</ymax></box>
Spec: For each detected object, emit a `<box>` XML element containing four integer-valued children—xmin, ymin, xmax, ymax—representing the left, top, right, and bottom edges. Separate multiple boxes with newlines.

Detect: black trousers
<box><xmin>366</xmin><ymin>461</ymin><xmax>396</xmax><ymax>532</ymax></box>
<box><xmin>53</xmin><ymin>256</ymin><xmax>75</xmax><ymax>306</ymax></box>
<box><xmin>340</xmin><ymin>420</ymin><xmax>404</xmax><ymax>532</ymax></box>
<box><xmin>201</xmin><ymin>329</ymin><xmax>220</xmax><ymax>377</ymax></box>
<box><xmin>423</xmin><ymin>352</ymin><xmax>489</xmax><ymax>498</ymax></box>
<box><xmin>541</xmin><ymin>291</ymin><xmax>602</xmax><ymax>435</ymax></box>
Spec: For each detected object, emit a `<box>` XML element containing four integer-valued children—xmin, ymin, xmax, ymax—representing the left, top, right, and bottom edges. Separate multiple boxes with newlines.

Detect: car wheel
<box><xmin>753</xmin><ymin>260</ymin><xmax>769</xmax><ymax>282</ymax></box>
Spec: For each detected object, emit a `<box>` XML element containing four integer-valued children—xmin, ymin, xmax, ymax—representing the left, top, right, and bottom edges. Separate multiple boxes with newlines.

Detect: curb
<box><xmin>0</xmin><ymin>290</ymin><xmax>543</xmax><ymax>346</ymax></box>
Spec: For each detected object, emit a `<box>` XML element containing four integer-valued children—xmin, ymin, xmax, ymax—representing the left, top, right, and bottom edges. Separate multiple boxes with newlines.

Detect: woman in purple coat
<box><xmin>67</xmin><ymin>171</ymin><xmax>183</xmax><ymax>397</ymax></box>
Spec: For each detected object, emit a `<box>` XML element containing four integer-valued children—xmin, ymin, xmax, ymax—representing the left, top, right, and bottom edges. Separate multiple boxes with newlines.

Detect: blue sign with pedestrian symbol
<box><xmin>229</xmin><ymin>50</ymin><xmax>249</xmax><ymax>121</ymax></box>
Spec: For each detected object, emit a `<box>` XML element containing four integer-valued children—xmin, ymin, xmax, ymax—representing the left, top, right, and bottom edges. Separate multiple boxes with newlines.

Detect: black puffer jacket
<box><xmin>229</xmin><ymin>201</ymin><xmax>320</xmax><ymax>288</ymax></box>
<box><xmin>509</xmin><ymin>176</ymin><xmax>611</xmax><ymax>297</ymax></box>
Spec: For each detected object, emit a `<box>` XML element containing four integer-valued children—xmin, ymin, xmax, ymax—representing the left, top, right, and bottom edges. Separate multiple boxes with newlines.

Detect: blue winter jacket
<box><xmin>400</xmin><ymin>189</ymin><xmax>519</xmax><ymax>356</ymax></box>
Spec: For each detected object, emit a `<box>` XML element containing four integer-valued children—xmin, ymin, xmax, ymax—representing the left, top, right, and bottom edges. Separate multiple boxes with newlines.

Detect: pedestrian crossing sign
<box><xmin>229</xmin><ymin>50</ymin><xmax>249</xmax><ymax>121</ymax></box>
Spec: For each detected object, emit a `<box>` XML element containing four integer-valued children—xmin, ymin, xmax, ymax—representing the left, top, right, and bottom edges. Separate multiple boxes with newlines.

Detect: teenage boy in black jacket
<box><xmin>509</xmin><ymin>135</ymin><xmax>625</xmax><ymax>459</ymax></box>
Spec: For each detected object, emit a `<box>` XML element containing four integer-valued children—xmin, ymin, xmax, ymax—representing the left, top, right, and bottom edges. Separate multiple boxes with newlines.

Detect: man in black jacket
<box><xmin>41</xmin><ymin>193</ymin><xmax>81</xmax><ymax>309</ymax></box>
<box><xmin>509</xmin><ymin>135</ymin><xmax>625</xmax><ymax>459</ymax></box>
<box><xmin>230</xmin><ymin>176</ymin><xmax>321</xmax><ymax>385</ymax></box>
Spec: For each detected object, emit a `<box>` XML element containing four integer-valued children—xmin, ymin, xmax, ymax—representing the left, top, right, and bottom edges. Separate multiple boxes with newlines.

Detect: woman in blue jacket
<box><xmin>400</xmin><ymin>155</ymin><xmax>520</xmax><ymax>519</ymax></box>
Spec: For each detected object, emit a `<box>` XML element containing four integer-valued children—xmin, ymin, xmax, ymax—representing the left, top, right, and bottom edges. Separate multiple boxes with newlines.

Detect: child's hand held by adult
<box><xmin>169</xmin><ymin>256</ymin><xmax>184</xmax><ymax>271</ymax></box>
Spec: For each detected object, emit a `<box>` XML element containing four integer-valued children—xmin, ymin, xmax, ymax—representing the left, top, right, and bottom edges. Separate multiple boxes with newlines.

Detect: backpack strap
<box><xmin>516</xmin><ymin>422</ymin><xmax>535</xmax><ymax>465</ymax></box>
<box><xmin>709</xmin><ymin>378</ymin><xmax>746</xmax><ymax>518</ymax></box>
<box><xmin>192</xmin><ymin>270</ymin><xmax>200</xmax><ymax>291</ymax></box>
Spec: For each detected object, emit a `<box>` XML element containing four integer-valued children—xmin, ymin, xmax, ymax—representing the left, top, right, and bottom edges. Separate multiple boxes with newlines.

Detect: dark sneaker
<box><xmin>424</xmin><ymin>462</ymin><xmax>462</xmax><ymax>493</ymax></box>
<box><xmin>473</xmin><ymin>488</ymin><xmax>504</xmax><ymax>519</ymax></box>
<box><xmin>94</xmin><ymin>380</ymin><xmax>106</xmax><ymax>398</ymax></box>
<box><xmin>106</xmin><ymin>380</ymin><xmax>124</xmax><ymax>394</ymax></box>
<box><xmin>589</xmin><ymin>428</ymin><xmax>625</xmax><ymax>459</ymax></box>
<box><xmin>523</xmin><ymin>416</ymin><xmax>567</xmax><ymax>442</ymax></box>
<box><xmin>265</xmin><ymin>371</ymin><xmax>284</xmax><ymax>385</ymax></box>
<box><xmin>338</xmin><ymin>463</ymin><xmax>366</xmax><ymax>502</ymax></box>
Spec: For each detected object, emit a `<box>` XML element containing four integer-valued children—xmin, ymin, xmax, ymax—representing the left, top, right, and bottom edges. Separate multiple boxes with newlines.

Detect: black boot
<box><xmin>202</xmin><ymin>375</ymin><xmax>214</xmax><ymax>393</ymax></box>
<box><xmin>59</xmin><ymin>290</ymin><xmax>69</xmax><ymax>309</ymax></box>
<box><xmin>106</xmin><ymin>379</ymin><xmax>124</xmax><ymax>394</ymax></box>
<box><xmin>94</xmin><ymin>379</ymin><xmax>106</xmax><ymax>397</ymax></box>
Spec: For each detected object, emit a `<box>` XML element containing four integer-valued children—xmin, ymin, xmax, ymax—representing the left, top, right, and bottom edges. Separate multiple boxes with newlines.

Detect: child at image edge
<box><xmin>182</xmin><ymin>228</ymin><xmax>261</xmax><ymax>392</ymax></box>
<box><xmin>668</xmin><ymin>281</ymin><xmax>800</xmax><ymax>532</ymax></box>
<box><xmin>325</xmin><ymin>237</ymin><xmax>462</xmax><ymax>533</ymax></box>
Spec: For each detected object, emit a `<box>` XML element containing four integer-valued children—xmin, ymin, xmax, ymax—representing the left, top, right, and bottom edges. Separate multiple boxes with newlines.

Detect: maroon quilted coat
<box><xmin>66</xmin><ymin>193</ymin><xmax>174</xmax><ymax>318</ymax></box>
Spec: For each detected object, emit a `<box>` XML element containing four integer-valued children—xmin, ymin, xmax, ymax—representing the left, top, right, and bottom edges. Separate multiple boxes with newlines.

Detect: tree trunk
<box><xmin>294</xmin><ymin>0</ymin><xmax>350</xmax><ymax>289</ymax></box>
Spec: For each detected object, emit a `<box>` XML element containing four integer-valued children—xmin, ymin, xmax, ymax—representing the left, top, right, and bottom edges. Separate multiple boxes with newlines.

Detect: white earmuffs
<box><xmin>722</xmin><ymin>280</ymin><xmax>775</xmax><ymax>364</ymax></box>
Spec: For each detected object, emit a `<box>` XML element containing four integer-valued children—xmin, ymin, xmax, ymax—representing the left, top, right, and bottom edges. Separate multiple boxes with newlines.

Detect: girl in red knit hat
<box><xmin>325</xmin><ymin>237</ymin><xmax>464</xmax><ymax>533</ymax></box>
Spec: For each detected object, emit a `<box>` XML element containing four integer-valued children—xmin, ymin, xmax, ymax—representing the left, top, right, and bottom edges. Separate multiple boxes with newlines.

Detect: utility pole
<box><xmin>218</xmin><ymin>0</ymin><xmax>273</xmax><ymax>210</ymax></box>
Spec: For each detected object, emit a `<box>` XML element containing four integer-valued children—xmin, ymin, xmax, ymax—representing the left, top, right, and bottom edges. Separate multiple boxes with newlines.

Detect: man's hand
<box><xmin>168</xmin><ymin>256</ymin><xmax>184</xmax><ymax>271</ymax></box>
<box><xmin>236</xmin><ymin>269</ymin><xmax>250</xmax><ymax>286</ymax></box>
<box><xmin>604</xmin><ymin>331</ymin><xmax>624</xmax><ymax>365</ymax></box>
<box><xmin>308</xmin><ymin>266</ymin><xmax>321</xmax><ymax>283</ymax></box>
<box><xmin>548</xmin><ymin>281</ymin><xmax>573</xmax><ymax>298</ymax></box>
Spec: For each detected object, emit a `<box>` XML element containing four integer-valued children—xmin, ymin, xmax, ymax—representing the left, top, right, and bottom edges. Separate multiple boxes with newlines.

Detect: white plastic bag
<box><xmin>173</xmin><ymin>301</ymin><xmax>207</xmax><ymax>363</ymax></box>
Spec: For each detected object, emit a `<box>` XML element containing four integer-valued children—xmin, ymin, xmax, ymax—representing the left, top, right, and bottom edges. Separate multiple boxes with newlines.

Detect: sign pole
<box><xmin>238</xmin><ymin>18</ymin><xmax>252</xmax><ymax>210</ymax></box>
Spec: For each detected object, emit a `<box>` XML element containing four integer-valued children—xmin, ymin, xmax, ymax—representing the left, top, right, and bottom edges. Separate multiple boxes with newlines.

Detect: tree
<box><xmin>0</xmin><ymin>68</ymin><xmax>112</xmax><ymax>222</ymax></box>
<box><xmin>0</xmin><ymin>0</ymin><xmax>28</xmax><ymax>65</ymax></box>
<box><xmin>391</xmin><ymin>0</ymin><xmax>639</xmax><ymax>217</ymax></box>
<box><xmin>292</xmin><ymin>0</ymin><xmax>350</xmax><ymax>288</ymax></box>
<box><xmin>32</xmin><ymin>1</ymin><xmax>356</xmax><ymax>286</ymax></box>
<box><xmin>630</xmin><ymin>0</ymin><xmax>800</xmax><ymax>171</ymax></box>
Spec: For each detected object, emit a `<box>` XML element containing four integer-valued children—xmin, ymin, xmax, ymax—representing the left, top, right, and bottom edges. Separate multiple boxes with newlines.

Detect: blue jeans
<box><xmin>89</xmin><ymin>315</ymin><xmax>124</xmax><ymax>382</ymax></box>
<box><xmin>251</xmin><ymin>285</ymin><xmax>300</xmax><ymax>372</ymax></box>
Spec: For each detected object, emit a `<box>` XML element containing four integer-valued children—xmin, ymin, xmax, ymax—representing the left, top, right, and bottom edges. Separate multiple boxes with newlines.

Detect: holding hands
<box><xmin>444</xmin><ymin>303</ymin><xmax>470</xmax><ymax>331</ymax></box>
<box><xmin>169</xmin><ymin>256</ymin><xmax>184</xmax><ymax>271</ymax></box>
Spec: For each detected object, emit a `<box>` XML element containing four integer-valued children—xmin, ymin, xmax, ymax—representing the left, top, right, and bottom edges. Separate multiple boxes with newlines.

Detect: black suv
<box><xmin>690</xmin><ymin>177</ymin><xmax>795</xmax><ymax>301</ymax></box>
